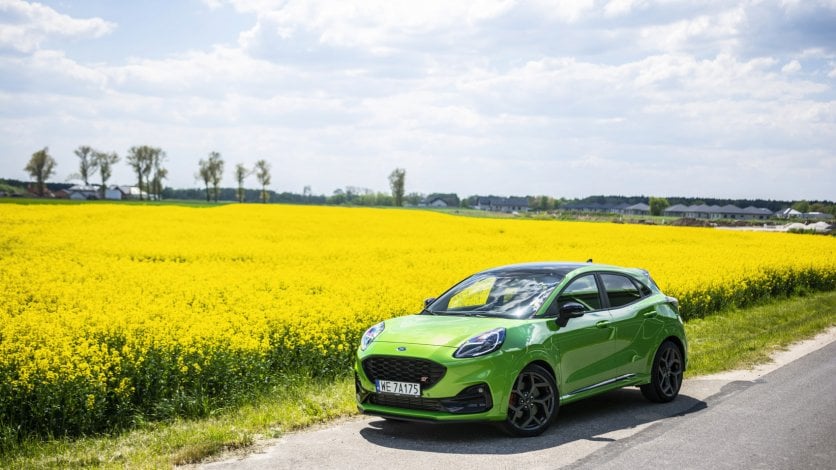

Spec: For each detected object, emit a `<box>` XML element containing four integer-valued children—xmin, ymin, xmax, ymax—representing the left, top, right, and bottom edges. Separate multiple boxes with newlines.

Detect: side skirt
<box><xmin>561</xmin><ymin>374</ymin><xmax>640</xmax><ymax>401</ymax></box>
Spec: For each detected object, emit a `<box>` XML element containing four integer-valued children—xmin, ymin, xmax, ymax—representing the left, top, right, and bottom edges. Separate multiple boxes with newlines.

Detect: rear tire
<box><xmin>501</xmin><ymin>364</ymin><xmax>558</xmax><ymax>437</ymax></box>
<box><xmin>641</xmin><ymin>341</ymin><xmax>683</xmax><ymax>403</ymax></box>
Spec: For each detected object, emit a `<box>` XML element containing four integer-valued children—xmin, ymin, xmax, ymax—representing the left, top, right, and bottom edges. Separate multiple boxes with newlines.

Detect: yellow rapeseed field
<box><xmin>1</xmin><ymin>203</ymin><xmax>834</xmax><ymax>438</ymax></box>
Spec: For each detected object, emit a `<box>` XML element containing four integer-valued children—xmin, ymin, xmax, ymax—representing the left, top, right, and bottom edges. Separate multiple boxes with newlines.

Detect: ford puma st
<box><xmin>354</xmin><ymin>262</ymin><xmax>687</xmax><ymax>436</ymax></box>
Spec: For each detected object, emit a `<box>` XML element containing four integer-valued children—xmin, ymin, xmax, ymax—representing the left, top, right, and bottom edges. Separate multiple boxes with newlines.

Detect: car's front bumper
<box><xmin>354</xmin><ymin>342</ymin><xmax>517</xmax><ymax>423</ymax></box>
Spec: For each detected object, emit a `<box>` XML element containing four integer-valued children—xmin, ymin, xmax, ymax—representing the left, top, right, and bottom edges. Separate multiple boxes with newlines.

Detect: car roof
<box><xmin>481</xmin><ymin>261</ymin><xmax>647</xmax><ymax>276</ymax></box>
<box><xmin>481</xmin><ymin>262</ymin><xmax>598</xmax><ymax>276</ymax></box>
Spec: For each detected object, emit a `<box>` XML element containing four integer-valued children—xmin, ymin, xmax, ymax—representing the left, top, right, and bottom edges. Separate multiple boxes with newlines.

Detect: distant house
<box><xmin>427</xmin><ymin>198</ymin><xmax>448</xmax><ymax>207</ymax></box>
<box><xmin>802</xmin><ymin>212</ymin><xmax>833</xmax><ymax>221</ymax></box>
<box><xmin>625</xmin><ymin>203</ymin><xmax>650</xmax><ymax>215</ymax></box>
<box><xmin>561</xmin><ymin>202</ymin><xmax>633</xmax><ymax>214</ymax></box>
<box><xmin>776</xmin><ymin>208</ymin><xmax>802</xmax><ymax>219</ymax></box>
<box><xmin>111</xmin><ymin>186</ymin><xmax>148</xmax><ymax>200</ymax></box>
<box><xmin>474</xmin><ymin>196</ymin><xmax>529</xmax><ymax>213</ymax></box>
<box><xmin>423</xmin><ymin>193</ymin><xmax>460</xmax><ymax>208</ymax></box>
<box><xmin>664</xmin><ymin>204</ymin><xmax>773</xmax><ymax>220</ymax></box>
<box><xmin>67</xmin><ymin>185</ymin><xmax>100</xmax><ymax>200</ymax></box>
<box><xmin>105</xmin><ymin>186</ymin><xmax>125</xmax><ymax>200</ymax></box>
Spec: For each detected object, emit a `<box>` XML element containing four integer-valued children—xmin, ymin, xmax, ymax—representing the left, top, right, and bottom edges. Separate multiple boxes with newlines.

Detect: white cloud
<box><xmin>1</xmin><ymin>0</ymin><xmax>835</xmax><ymax>200</ymax></box>
<box><xmin>0</xmin><ymin>0</ymin><xmax>115</xmax><ymax>53</ymax></box>
<box><xmin>781</xmin><ymin>59</ymin><xmax>801</xmax><ymax>73</ymax></box>
<box><xmin>604</xmin><ymin>0</ymin><xmax>647</xmax><ymax>18</ymax></box>
<box><xmin>638</xmin><ymin>6</ymin><xmax>745</xmax><ymax>53</ymax></box>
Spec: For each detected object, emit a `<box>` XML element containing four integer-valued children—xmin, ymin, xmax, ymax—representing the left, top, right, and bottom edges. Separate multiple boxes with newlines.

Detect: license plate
<box><xmin>375</xmin><ymin>379</ymin><xmax>421</xmax><ymax>397</ymax></box>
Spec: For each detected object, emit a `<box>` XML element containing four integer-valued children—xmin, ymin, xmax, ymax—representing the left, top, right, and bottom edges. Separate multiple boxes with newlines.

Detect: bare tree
<box><xmin>388</xmin><ymin>168</ymin><xmax>406</xmax><ymax>207</ymax></box>
<box><xmin>254</xmin><ymin>159</ymin><xmax>271</xmax><ymax>203</ymax></box>
<box><xmin>126</xmin><ymin>146</ymin><xmax>159</xmax><ymax>201</ymax></box>
<box><xmin>197</xmin><ymin>152</ymin><xmax>224</xmax><ymax>202</ymax></box>
<box><xmin>150</xmin><ymin>151</ymin><xmax>167</xmax><ymax>200</ymax></box>
<box><xmin>93</xmin><ymin>151</ymin><xmax>120</xmax><ymax>199</ymax></box>
<box><xmin>234</xmin><ymin>163</ymin><xmax>250</xmax><ymax>203</ymax></box>
<box><xmin>208</xmin><ymin>152</ymin><xmax>224</xmax><ymax>202</ymax></box>
<box><xmin>74</xmin><ymin>146</ymin><xmax>97</xmax><ymax>186</ymax></box>
<box><xmin>197</xmin><ymin>158</ymin><xmax>212</xmax><ymax>202</ymax></box>
<box><xmin>24</xmin><ymin>147</ymin><xmax>57</xmax><ymax>197</ymax></box>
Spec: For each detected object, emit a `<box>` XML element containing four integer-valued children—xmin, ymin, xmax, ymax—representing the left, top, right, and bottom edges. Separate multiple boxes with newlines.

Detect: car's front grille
<box><xmin>362</xmin><ymin>356</ymin><xmax>446</xmax><ymax>389</ymax></box>
<box><xmin>365</xmin><ymin>383</ymin><xmax>493</xmax><ymax>415</ymax></box>
<box><xmin>369</xmin><ymin>393</ymin><xmax>443</xmax><ymax>411</ymax></box>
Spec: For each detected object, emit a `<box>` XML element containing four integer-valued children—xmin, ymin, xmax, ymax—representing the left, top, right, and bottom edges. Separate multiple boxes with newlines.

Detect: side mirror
<box><xmin>560</xmin><ymin>302</ymin><xmax>587</xmax><ymax>317</ymax></box>
<box><xmin>424</xmin><ymin>297</ymin><xmax>436</xmax><ymax>308</ymax></box>
<box><xmin>553</xmin><ymin>301</ymin><xmax>588</xmax><ymax>327</ymax></box>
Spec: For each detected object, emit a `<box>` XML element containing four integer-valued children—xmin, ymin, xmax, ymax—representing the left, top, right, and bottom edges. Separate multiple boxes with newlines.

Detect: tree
<box><xmin>126</xmin><ymin>146</ymin><xmax>159</xmax><ymax>201</ymax></box>
<box><xmin>388</xmin><ymin>168</ymin><xmax>406</xmax><ymax>207</ymax></box>
<box><xmin>150</xmin><ymin>151</ymin><xmax>167</xmax><ymax>200</ymax></box>
<box><xmin>197</xmin><ymin>158</ymin><xmax>212</xmax><ymax>202</ymax></box>
<box><xmin>197</xmin><ymin>152</ymin><xmax>223</xmax><ymax>202</ymax></box>
<box><xmin>235</xmin><ymin>163</ymin><xmax>250</xmax><ymax>203</ymax></box>
<box><xmin>93</xmin><ymin>151</ymin><xmax>120</xmax><ymax>198</ymax></box>
<box><xmin>24</xmin><ymin>147</ymin><xmax>57</xmax><ymax>197</ymax></box>
<box><xmin>649</xmin><ymin>196</ymin><xmax>670</xmax><ymax>216</ymax></box>
<box><xmin>404</xmin><ymin>192</ymin><xmax>423</xmax><ymax>206</ymax></box>
<box><xmin>792</xmin><ymin>200</ymin><xmax>810</xmax><ymax>214</ymax></box>
<box><xmin>254</xmin><ymin>159</ymin><xmax>271</xmax><ymax>203</ymax></box>
<box><xmin>74</xmin><ymin>145</ymin><xmax>97</xmax><ymax>186</ymax></box>
<box><xmin>208</xmin><ymin>152</ymin><xmax>224</xmax><ymax>202</ymax></box>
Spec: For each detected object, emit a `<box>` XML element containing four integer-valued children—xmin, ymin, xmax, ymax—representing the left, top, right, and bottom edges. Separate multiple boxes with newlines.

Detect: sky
<box><xmin>1</xmin><ymin>0</ymin><xmax>834</xmax><ymax>201</ymax></box>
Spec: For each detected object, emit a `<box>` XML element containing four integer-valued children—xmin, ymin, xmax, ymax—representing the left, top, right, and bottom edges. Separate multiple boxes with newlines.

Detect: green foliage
<box><xmin>23</xmin><ymin>148</ymin><xmax>57</xmax><ymax>196</ymax></box>
<box><xmin>529</xmin><ymin>195</ymin><xmax>556</xmax><ymax>211</ymax></box>
<box><xmin>649</xmin><ymin>196</ymin><xmax>669</xmax><ymax>216</ymax></box>
<box><xmin>792</xmin><ymin>200</ymin><xmax>810</xmax><ymax>213</ymax></box>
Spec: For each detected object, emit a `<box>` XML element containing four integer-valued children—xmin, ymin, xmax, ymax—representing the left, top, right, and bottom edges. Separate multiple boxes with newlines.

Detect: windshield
<box><xmin>427</xmin><ymin>272</ymin><xmax>564</xmax><ymax>318</ymax></box>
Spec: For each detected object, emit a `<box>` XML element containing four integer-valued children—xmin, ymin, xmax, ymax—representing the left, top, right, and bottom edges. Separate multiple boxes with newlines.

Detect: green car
<box><xmin>354</xmin><ymin>262</ymin><xmax>687</xmax><ymax>436</ymax></box>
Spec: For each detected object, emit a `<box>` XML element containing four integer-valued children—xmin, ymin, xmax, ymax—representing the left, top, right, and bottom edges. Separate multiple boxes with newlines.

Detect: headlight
<box><xmin>360</xmin><ymin>321</ymin><xmax>385</xmax><ymax>351</ymax></box>
<box><xmin>454</xmin><ymin>327</ymin><xmax>506</xmax><ymax>358</ymax></box>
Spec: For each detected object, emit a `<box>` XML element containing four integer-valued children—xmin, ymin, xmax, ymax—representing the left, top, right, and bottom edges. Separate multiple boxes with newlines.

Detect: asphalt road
<box><xmin>200</xmin><ymin>329</ymin><xmax>836</xmax><ymax>470</ymax></box>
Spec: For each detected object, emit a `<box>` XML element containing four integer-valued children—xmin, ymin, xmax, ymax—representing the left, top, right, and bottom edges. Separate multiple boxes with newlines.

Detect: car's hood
<box><xmin>375</xmin><ymin>314</ymin><xmax>516</xmax><ymax>348</ymax></box>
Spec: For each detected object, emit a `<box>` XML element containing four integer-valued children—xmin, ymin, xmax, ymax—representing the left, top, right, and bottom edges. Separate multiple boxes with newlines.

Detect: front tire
<box><xmin>501</xmin><ymin>364</ymin><xmax>558</xmax><ymax>437</ymax></box>
<box><xmin>641</xmin><ymin>340</ymin><xmax>683</xmax><ymax>403</ymax></box>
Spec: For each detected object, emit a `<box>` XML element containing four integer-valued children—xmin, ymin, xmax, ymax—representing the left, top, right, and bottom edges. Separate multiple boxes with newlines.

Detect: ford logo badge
<box><xmin>397</xmin><ymin>346</ymin><xmax>406</xmax><ymax>352</ymax></box>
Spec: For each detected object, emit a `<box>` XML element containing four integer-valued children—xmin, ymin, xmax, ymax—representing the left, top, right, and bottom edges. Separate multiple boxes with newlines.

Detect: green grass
<box><xmin>0</xmin><ymin>377</ymin><xmax>356</xmax><ymax>469</ymax></box>
<box><xmin>2</xmin><ymin>291</ymin><xmax>834</xmax><ymax>469</ymax></box>
<box><xmin>685</xmin><ymin>290</ymin><xmax>836</xmax><ymax>376</ymax></box>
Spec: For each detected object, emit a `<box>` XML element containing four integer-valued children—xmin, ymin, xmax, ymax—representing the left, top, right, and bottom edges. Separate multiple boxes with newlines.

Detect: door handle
<box><xmin>643</xmin><ymin>310</ymin><xmax>658</xmax><ymax>318</ymax></box>
<box><xmin>595</xmin><ymin>320</ymin><xmax>610</xmax><ymax>328</ymax></box>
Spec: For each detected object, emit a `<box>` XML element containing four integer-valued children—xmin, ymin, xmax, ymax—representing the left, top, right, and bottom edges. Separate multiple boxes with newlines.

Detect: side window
<box><xmin>601</xmin><ymin>274</ymin><xmax>642</xmax><ymax>308</ymax></box>
<box><xmin>555</xmin><ymin>275</ymin><xmax>601</xmax><ymax>311</ymax></box>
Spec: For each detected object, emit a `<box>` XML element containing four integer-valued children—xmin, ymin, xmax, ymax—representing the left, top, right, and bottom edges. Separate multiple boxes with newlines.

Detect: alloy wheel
<box><xmin>504</xmin><ymin>365</ymin><xmax>556</xmax><ymax>436</ymax></box>
<box><xmin>657</xmin><ymin>345</ymin><xmax>683</xmax><ymax>398</ymax></box>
